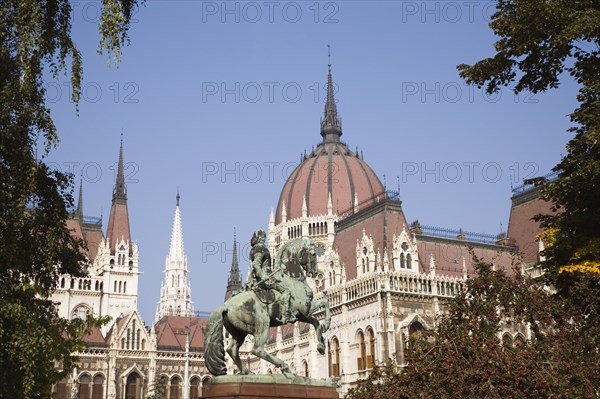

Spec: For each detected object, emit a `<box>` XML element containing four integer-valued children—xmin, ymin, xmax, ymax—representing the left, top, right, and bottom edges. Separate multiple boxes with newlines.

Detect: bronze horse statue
<box><xmin>204</xmin><ymin>238</ymin><xmax>331</xmax><ymax>377</ymax></box>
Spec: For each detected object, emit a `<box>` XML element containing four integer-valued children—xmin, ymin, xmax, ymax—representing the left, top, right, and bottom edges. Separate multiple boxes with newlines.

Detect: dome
<box><xmin>275</xmin><ymin>64</ymin><xmax>385</xmax><ymax>225</ymax></box>
<box><xmin>275</xmin><ymin>141</ymin><xmax>385</xmax><ymax>224</ymax></box>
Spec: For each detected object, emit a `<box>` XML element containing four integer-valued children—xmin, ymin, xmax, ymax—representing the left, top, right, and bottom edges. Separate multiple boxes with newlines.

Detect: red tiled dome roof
<box><xmin>275</xmin><ymin>141</ymin><xmax>384</xmax><ymax>224</ymax></box>
<box><xmin>275</xmin><ymin>63</ymin><xmax>385</xmax><ymax>224</ymax></box>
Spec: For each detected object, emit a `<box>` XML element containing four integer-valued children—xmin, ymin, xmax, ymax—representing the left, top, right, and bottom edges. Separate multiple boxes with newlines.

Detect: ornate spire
<box><xmin>225</xmin><ymin>229</ymin><xmax>242</xmax><ymax>300</ymax></box>
<box><xmin>76</xmin><ymin>176</ymin><xmax>84</xmax><ymax>220</ymax></box>
<box><xmin>320</xmin><ymin>44</ymin><xmax>342</xmax><ymax>142</ymax></box>
<box><xmin>168</xmin><ymin>193</ymin><xmax>185</xmax><ymax>262</ymax></box>
<box><xmin>106</xmin><ymin>138</ymin><xmax>131</xmax><ymax>251</ymax></box>
<box><xmin>158</xmin><ymin>192</ymin><xmax>193</xmax><ymax>321</ymax></box>
<box><xmin>113</xmin><ymin>134</ymin><xmax>127</xmax><ymax>201</ymax></box>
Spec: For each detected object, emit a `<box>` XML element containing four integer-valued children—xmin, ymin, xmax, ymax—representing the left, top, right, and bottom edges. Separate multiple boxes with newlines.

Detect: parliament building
<box><xmin>51</xmin><ymin>64</ymin><xmax>550</xmax><ymax>398</ymax></box>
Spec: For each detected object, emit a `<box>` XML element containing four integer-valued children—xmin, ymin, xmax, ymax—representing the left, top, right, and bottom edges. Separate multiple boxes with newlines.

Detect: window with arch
<box><xmin>502</xmin><ymin>333</ymin><xmax>513</xmax><ymax>348</ymax></box>
<box><xmin>303</xmin><ymin>360</ymin><xmax>309</xmax><ymax>377</ymax></box>
<box><xmin>400</xmin><ymin>253</ymin><xmax>406</xmax><ymax>268</ymax></box>
<box><xmin>61</xmin><ymin>278</ymin><xmax>65</xmax><ymax>288</ymax></box>
<box><xmin>406</xmin><ymin>254</ymin><xmax>412</xmax><ymax>269</ymax></box>
<box><xmin>123</xmin><ymin>281</ymin><xmax>127</xmax><ymax>293</ymax></box>
<box><xmin>170</xmin><ymin>376</ymin><xmax>182</xmax><ymax>399</ymax></box>
<box><xmin>357</xmin><ymin>330</ymin><xmax>366</xmax><ymax>371</ymax></box>
<box><xmin>125</xmin><ymin>372</ymin><xmax>141</xmax><ymax>399</ymax></box>
<box><xmin>72</xmin><ymin>305</ymin><xmax>90</xmax><ymax>320</ymax></box>
<box><xmin>514</xmin><ymin>334</ymin><xmax>526</xmax><ymax>347</ymax></box>
<box><xmin>189</xmin><ymin>376</ymin><xmax>201</xmax><ymax>399</ymax></box>
<box><xmin>366</xmin><ymin>329</ymin><xmax>375</xmax><ymax>368</ymax></box>
<box><xmin>408</xmin><ymin>321</ymin><xmax>424</xmax><ymax>343</ymax></box>
<box><xmin>114</xmin><ymin>281</ymin><xmax>117</xmax><ymax>292</ymax></box>
<box><xmin>328</xmin><ymin>337</ymin><xmax>341</xmax><ymax>377</ymax></box>
<box><xmin>78</xmin><ymin>374</ymin><xmax>91</xmax><ymax>399</ymax></box>
<box><xmin>91</xmin><ymin>375</ymin><xmax>104</xmax><ymax>399</ymax></box>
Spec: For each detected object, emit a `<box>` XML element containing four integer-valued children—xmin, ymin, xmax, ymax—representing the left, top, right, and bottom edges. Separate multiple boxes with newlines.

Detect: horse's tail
<box><xmin>204</xmin><ymin>305</ymin><xmax>227</xmax><ymax>376</ymax></box>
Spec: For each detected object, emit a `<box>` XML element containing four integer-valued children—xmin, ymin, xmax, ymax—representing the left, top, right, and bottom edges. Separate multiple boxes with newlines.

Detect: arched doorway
<box><xmin>125</xmin><ymin>372</ymin><xmax>141</xmax><ymax>399</ymax></box>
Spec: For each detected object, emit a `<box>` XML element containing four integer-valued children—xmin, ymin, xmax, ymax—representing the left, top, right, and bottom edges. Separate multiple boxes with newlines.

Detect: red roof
<box><xmin>276</xmin><ymin>142</ymin><xmax>384</xmax><ymax>223</ymax></box>
<box><xmin>106</xmin><ymin>201</ymin><xmax>131</xmax><ymax>251</ymax></box>
<box><xmin>507</xmin><ymin>189</ymin><xmax>554</xmax><ymax>263</ymax></box>
<box><xmin>154</xmin><ymin>316</ymin><xmax>208</xmax><ymax>351</ymax></box>
<box><xmin>82</xmin><ymin>325</ymin><xmax>108</xmax><ymax>347</ymax></box>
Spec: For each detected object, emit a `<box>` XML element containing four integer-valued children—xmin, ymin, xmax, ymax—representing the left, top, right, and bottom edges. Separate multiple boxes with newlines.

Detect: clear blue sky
<box><xmin>45</xmin><ymin>1</ymin><xmax>577</xmax><ymax>324</ymax></box>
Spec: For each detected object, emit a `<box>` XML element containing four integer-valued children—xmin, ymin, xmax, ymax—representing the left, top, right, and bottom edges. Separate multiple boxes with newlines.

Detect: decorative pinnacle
<box><xmin>176</xmin><ymin>188</ymin><xmax>180</xmax><ymax>207</ymax></box>
<box><xmin>320</xmin><ymin>44</ymin><xmax>342</xmax><ymax>142</ymax></box>
<box><xmin>113</xmin><ymin>135</ymin><xmax>127</xmax><ymax>201</ymax></box>
<box><xmin>76</xmin><ymin>175</ymin><xmax>84</xmax><ymax>220</ymax></box>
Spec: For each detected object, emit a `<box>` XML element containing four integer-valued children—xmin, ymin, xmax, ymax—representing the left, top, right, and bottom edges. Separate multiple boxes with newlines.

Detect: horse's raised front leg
<box><xmin>310</xmin><ymin>298</ymin><xmax>331</xmax><ymax>332</ymax></box>
<box><xmin>298</xmin><ymin>298</ymin><xmax>331</xmax><ymax>355</ymax></box>
<box><xmin>297</xmin><ymin>313</ymin><xmax>326</xmax><ymax>355</ymax></box>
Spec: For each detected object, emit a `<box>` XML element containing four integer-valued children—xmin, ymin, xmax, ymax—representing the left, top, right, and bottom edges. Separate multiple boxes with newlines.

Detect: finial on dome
<box><xmin>320</xmin><ymin>44</ymin><xmax>342</xmax><ymax>143</ymax></box>
<box><xmin>176</xmin><ymin>188</ymin><xmax>180</xmax><ymax>206</ymax></box>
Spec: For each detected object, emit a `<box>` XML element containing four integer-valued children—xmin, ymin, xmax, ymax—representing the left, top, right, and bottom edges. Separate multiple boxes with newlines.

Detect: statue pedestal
<box><xmin>202</xmin><ymin>375</ymin><xmax>339</xmax><ymax>399</ymax></box>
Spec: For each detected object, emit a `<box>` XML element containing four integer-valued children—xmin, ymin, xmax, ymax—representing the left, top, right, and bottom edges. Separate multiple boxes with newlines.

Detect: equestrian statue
<box><xmin>204</xmin><ymin>230</ymin><xmax>331</xmax><ymax>378</ymax></box>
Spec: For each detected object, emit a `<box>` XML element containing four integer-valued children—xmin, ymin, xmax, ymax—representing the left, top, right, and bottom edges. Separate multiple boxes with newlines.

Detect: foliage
<box><xmin>146</xmin><ymin>375</ymin><xmax>167</xmax><ymax>399</ymax></box>
<box><xmin>0</xmin><ymin>0</ymin><xmax>140</xmax><ymax>397</ymax></box>
<box><xmin>457</xmin><ymin>0</ymin><xmax>600</xmax><ymax>288</ymax></box>
<box><xmin>345</xmin><ymin>258</ymin><xmax>600</xmax><ymax>399</ymax></box>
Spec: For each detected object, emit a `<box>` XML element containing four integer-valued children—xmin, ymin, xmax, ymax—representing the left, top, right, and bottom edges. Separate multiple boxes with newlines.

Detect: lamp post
<box><xmin>105</xmin><ymin>350</ymin><xmax>110</xmax><ymax>399</ymax></box>
<box><xmin>183</xmin><ymin>330</ymin><xmax>189</xmax><ymax>399</ymax></box>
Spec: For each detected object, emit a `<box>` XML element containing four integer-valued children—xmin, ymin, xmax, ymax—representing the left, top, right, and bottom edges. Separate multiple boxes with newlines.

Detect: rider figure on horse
<box><xmin>248</xmin><ymin>229</ymin><xmax>294</xmax><ymax>324</ymax></box>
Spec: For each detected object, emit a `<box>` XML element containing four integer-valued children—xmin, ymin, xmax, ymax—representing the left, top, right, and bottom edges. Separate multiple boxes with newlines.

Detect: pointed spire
<box><xmin>327</xmin><ymin>192</ymin><xmax>333</xmax><ymax>215</ymax></box>
<box><xmin>158</xmin><ymin>192</ymin><xmax>193</xmax><ymax>320</ymax></box>
<box><xmin>320</xmin><ymin>44</ymin><xmax>342</xmax><ymax>142</ymax></box>
<box><xmin>168</xmin><ymin>193</ymin><xmax>185</xmax><ymax>261</ymax></box>
<box><xmin>76</xmin><ymin>176</ymin><xmax>84</xmax><ymax>220</ymax></box>
<box><xmin>226</xmin><ymin>229</ymin><xmax>242</xmax><ymax>300</ymax></box>
<box><xmin>113</xmin><ymin>133</ymin><xmax>127</xmax><ymax>201</ymax></box>
<box><xmin>106</xmin><ymin>138</ymin><xmax>131</xmax><ymax>251</ymax></box>
<box><xmin>281</xmin><ymin>202</ymin><xmax>287</xmax><ymax>223</ymax></box>
<box><xmin>269</xmin><ymin>208</ymin><xmax>275</xmax><ymax>225</ymax></box>
<box><xmin>302</xmin><ymin>195</ymin><xmax>308</xmax><ymax>218</ymax></box>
